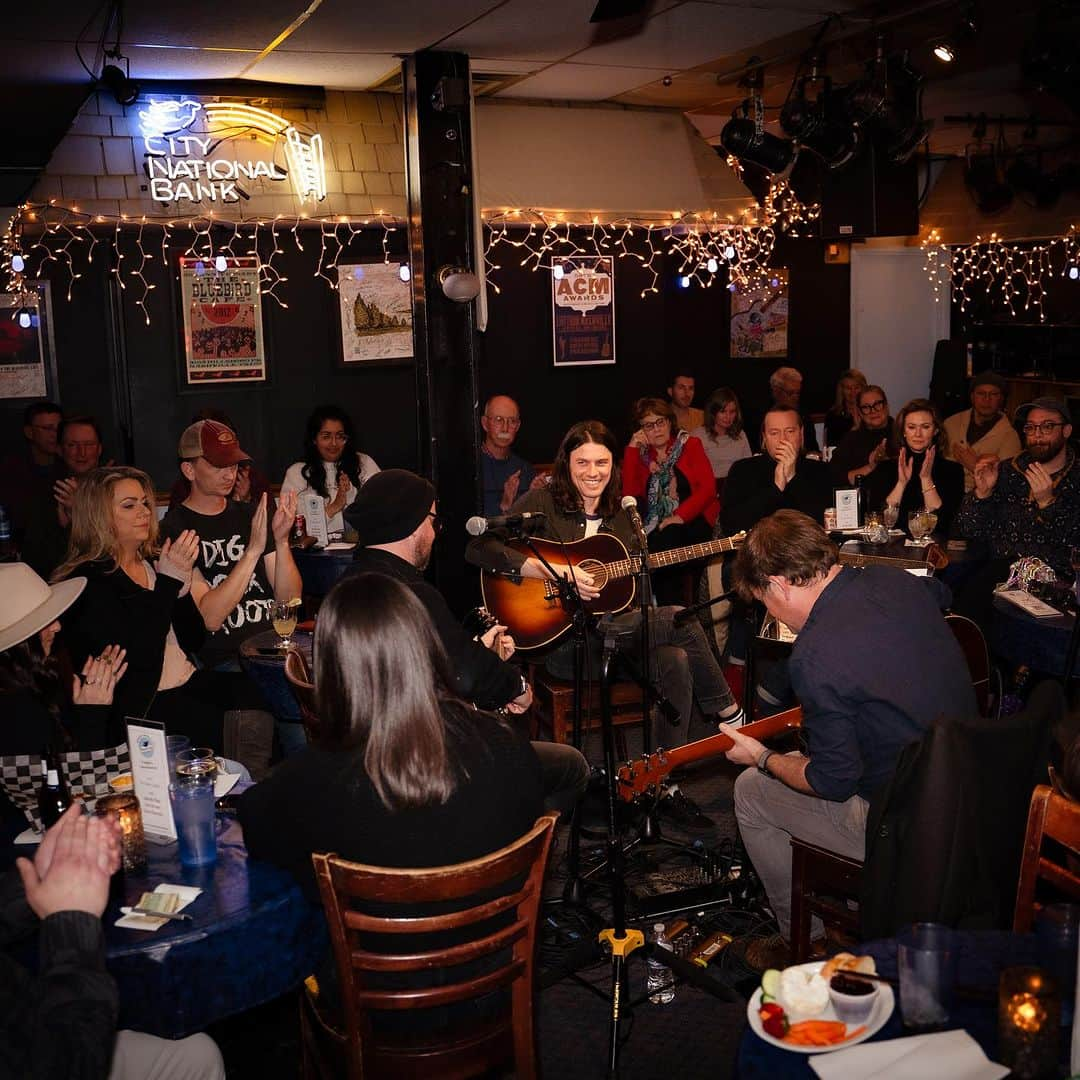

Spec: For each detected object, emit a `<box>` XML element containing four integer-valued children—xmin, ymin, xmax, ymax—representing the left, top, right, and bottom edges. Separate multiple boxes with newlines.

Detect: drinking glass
<box><xmin>170</xmin><ymin>781</ymin><xmax>217</xmax><ymax>867</ymax></box>
<box><xmin>923</xmin><ymin>509</ymin><xmax>939</xmax><ymax>536</ymax></box>
<box><xmin>882</xmin><ymin>503</ymin><xmax>899</xmax><ymax>530</ymax></box>
<box><xmin>909</xmin><ymin>509</ymin><xmax>929</xmax><ymax>543</ymax></box>
<box><xmin>271</xmin><ymin>599</ymin><xmax>298</xmax><ymax>649</ymax></box>
<box><xmin>165</xmin><ymin>734</ymin><xmax>191</xmax><ymax>774</ymax></box>
<box><xmin>898</xmin><ymin>923</ymin><xmax>956</xmax><ymax>1030</ymax></box>
<box><xmin>174</xmin><ymin>747</ymin><xmax>218</xmax><ymax>784</ymax></box>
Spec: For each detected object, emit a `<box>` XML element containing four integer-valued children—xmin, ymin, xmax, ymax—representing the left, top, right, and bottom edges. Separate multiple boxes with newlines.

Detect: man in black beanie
<box><xmin>345</xmin><ymin>469</ymin><xmax>588</xmax><ymax>818</ymax></box>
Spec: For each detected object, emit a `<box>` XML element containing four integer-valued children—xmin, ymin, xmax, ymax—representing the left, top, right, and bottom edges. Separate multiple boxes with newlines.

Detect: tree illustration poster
<box><xmin>338</xmin><ymin>263</ymin><xmax>413</xmax><ymax>363</ymax></box>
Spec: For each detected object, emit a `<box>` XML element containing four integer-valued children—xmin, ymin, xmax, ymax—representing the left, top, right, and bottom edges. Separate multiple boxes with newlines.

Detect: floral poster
<box><xmin>730</xmin><ymin>270</ymin><xmax>789</xmax><ymax>358</ymax></box>
<box><xmin>338</xmin><ymin>263</ymin><xmax>412</xmax><ymax>363</ymax></box>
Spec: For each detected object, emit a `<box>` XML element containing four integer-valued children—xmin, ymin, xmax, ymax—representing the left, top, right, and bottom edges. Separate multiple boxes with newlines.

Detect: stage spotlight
<box><xmin>99</xmin><ymin>63</ymin><xmax>140</xmax><ymax>107</ymax></box>
<box><xmin>965</xmin><ymin>147</ymin><xmax>1013</xmax><ymax>214</ymax></box>
<box><xmin>780</xmin><ymin>81</ymin><xmax>860</xmax><ymax>169</ymax></box>
<box><xmin>719</xmin><ymin>115</ymin><xmax>795</xmax><ymax>175</ymax></box>
<box><xmin>933</xmin><ymin>42</ymin><xmax>956</xmax><ymax>63</ymax></box>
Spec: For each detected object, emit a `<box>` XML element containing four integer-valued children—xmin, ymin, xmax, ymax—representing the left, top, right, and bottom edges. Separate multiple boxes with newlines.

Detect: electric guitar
<box><xmin>616</xmin><ymin>707</ymin><xmax>803</xmax><ymax>802</ymax></box>
<box><xmin>479</xmin><ymin>531</ymin><xmax>746</xmax><ymax>651</ymax></box>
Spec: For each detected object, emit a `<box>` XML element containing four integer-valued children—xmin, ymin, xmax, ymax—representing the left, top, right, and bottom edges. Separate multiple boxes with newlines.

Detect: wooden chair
<box><xmin>284</xmin><ymin>648</ymin><xmax>321</xmax><ymax>743</ymax></box>
<box><xmin>945</xmin><ymin>613</ymin><xmax>1000</xmax><ymax>720</ymax></box>
<box><xmin>1013</xmin><ymin>784</ymin><xmax>1080</xmax><ymax>932</ymax></box>
<box><xmin>528</xmin><ymin>663</ymin><xmax>644</xmax><ymax>754</ymax></box>
<box><xmin>789</xmin><ymin>839</ymin><xmax>863</xmax><ymax>962</ymax></box>
<box><xmin>307</xmin><ymin>813</ymin><xmax>558</xmax><ymax>1080</ymax></box>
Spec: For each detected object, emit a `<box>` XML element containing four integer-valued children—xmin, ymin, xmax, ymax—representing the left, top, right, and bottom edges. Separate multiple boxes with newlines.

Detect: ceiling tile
<box><xmin>126</xmin><ymin>45</ymin><xmax>253</xmax><ymax>82</ymax></box>
<box><xmin>124</xmin><ymin>2</ymin><xmax>308</xmax><ymax>50</ymax></box>
<box><xmin>498</xmin><ymin>63</ymin><xmax>672</xmax><ymax>101</ymax></box>
<box><xmin>246</xmin><ymin>50</ymin><xmax>402</xmax><ymax>90</ymax></box>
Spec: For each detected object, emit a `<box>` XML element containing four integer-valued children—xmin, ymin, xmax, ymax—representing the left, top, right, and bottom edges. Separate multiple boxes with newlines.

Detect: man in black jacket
<box><xmin>344</xmin><ymin>469</ymin><xmax>588</xmax><ymax>817</ymax></box>
<box><xmin>3</xmin><ymin>804</ymin><xmax>224</xmax><ymax>1078</ymax></box>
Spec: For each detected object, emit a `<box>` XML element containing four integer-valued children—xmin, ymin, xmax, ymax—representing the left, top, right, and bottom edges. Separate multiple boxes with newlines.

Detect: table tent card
<box><xmin>126</xmin><ymin>719</ymin><xmax>176</xmax><ymax>841</ymax></box>
<box><xmin>298</xmin><ymin>490</ymin><xmax>330</xmax><ymax>547</ymax></box>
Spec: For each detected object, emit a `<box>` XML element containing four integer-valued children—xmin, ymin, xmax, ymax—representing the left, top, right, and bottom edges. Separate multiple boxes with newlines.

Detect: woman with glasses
<box><xmin>830</xmin><ymin>385</ymin><xmax>899</xmax><ymax>488</ymax></box>
<box><xmin>865</xmin><ymin>398</ymin><xmax>965</xmax><ymax>537</ymax></box>
<box><xmin>280</xmin><ymin>405</ymin><xmax>379</xmax><ymax>537</ymax></box>
<box><xmin>623</xmin><ymin>397</ymin><xmax>720</xmax><ymax>604</ymax></box>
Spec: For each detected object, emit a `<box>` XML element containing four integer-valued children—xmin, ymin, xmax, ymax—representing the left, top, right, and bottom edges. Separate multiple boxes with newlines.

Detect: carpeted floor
<box><xmin>210</xmin><ymin>719</ymin><xmax>779</xmax><ymax>1078</ymax></box>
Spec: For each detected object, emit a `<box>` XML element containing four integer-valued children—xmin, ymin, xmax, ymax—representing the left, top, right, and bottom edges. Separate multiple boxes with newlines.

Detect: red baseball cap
<box><xmin>177</xmin><ymin>419</ymin><xmax>251</xmax><ymax>467</ymax></box>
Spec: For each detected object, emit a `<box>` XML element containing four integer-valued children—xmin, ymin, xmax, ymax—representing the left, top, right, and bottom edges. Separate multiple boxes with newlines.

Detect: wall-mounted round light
<box><xmin>11</xmin><ymin>254</ymin><xmax>25</xmax><ymax>272</ymax></box>
<box><xmin>398</xmin><ymin>264</ymin><xmax>411</xmax><ymax>283</ymax></box>
<box><xmin>437</xmin><ymin>265</ymin><xmax>481</xmax><ymax>302</ymax></box>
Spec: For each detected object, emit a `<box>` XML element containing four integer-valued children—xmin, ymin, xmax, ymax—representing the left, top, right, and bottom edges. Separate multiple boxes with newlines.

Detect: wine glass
<box><xmin>271</xmin><ymin>599</ymin><xmax>298</xmax><ymax>650</ymax></box>
<box><xmin>923</xmin><ymin>509</ymin><xmax>938</xmax><ymax>537</ymax></box>
<box><xmin>882</xmin><ymin>503</ymin><xmax>899</xmax><ymax>530</ymax></box>
<box><xmin>908</xmin><ymin>509</ymin><xmax>928</xmax><ymax>543</ymax></box>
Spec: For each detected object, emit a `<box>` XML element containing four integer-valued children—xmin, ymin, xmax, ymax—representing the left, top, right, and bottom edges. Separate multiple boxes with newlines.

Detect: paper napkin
<box><xmin>809</xmin><ymin>1030</ymin><xmax>1009</xmax><ymax>1080</ymax></box>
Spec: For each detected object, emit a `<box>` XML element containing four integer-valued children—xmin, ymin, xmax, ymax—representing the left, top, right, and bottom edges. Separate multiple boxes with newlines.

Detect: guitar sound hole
<box><xmin>578</xmin><ymin>560</ymin><xmax>607</xmax><ymax>589</ymax></box>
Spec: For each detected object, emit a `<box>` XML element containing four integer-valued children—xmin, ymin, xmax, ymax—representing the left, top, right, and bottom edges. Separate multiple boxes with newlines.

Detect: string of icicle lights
<box><xmin>922</xmin><ymin>226</ymin><xmax>1080</xmax><ymax>323</ymax></box>
<box><xmin>483</xmin><ymin>210</ymin><xmax>780</xmax><ymax>299</ymax></box>
<box><xmin>1</xmin><ymin>201</ymin><xmax>404</xmax><ymax>325</ymax></box>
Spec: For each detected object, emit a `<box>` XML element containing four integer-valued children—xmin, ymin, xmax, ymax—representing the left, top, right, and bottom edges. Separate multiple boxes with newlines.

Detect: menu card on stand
<box><xmin>834</xmin><ymin>489</ymin><xmax>859</xmax><ymax>530</ymax></box>
<box><xmin>299</xmin><ymin>491</ymin><xmax>329</xmax><ymax>548</ymax></box>
<box><xmin>126</xmin><ymin>718</ymin><xmax>176</xmax><ymax>841</ymax></box>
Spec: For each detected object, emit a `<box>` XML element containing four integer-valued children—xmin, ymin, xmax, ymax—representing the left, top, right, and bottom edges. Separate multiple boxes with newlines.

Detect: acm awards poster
<box><xmin>551</xmin><ymin>256</ymin><xmax>615</xmax><ymax>367</ymax></box>
<box><xmin>179</xmin><ymin>256</ymin><xmax>266</xmax><ymax>384</ymax></box>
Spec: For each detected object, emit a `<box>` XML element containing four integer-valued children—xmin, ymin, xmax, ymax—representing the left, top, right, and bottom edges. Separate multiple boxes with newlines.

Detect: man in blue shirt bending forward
<box><xmin>723</xmin><ymin>510</ymin><xmax>976</xmax><ymax>971</ymax></box>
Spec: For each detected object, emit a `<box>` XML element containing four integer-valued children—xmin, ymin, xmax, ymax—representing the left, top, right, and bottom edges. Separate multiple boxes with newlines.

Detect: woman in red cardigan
<box><xmin>623</xmin><ymin>397</ymin><xmax>720</xmax><ymax>604</ymax></box>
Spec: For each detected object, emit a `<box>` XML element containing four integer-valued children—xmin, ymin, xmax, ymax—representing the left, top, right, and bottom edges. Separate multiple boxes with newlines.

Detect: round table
<box><xmin>104</xmin><ymin>815</ymin><xmax>327</xmax><ymax>1038</ymax></box>
<box><xmin>238</xmin><ymin>629</ymin><xmax>313</xmax><ymax>724</ymax></box>
<box><xmin>294</xmin><ymin>545</ymin><xmax>355</xmax><ymax>599</ymax></box>
<box><xmin>991</xmin><ymin>593</ymin><xmax>1079</xmax><ymax>679</ymax></box>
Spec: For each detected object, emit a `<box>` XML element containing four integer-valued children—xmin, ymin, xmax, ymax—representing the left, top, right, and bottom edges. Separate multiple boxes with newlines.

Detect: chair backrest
<box><xmin>284</xmin><ymin>647</ymin><xmax>320</xmax><ymax>742</ymax></box>
<box><xmin>1014</xmin><ymin>784</ymin><xmax>1080</xmax><ymax>931</ymax></box>
<box><xmin>945</xmin><ymin>613</ymin><xmax>994</xmax><ymax>718</ymax></box>
<box><xmin>311</xmin><ymin>813</ymin><xmax>558</xmax><ymax>1080</ymax></box>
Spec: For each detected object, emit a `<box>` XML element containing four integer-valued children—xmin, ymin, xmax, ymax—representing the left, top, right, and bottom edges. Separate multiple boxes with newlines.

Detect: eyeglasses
<box><xmin>641</xmin><ymin>417</ymin><xmax>669</xmax><ymax>431</ymax></box>
<box><xmin>485</xmin><ymin>414</ymin><xmax>520</xmax><ymax>428</ymax></box>
<box><xmin>426</xmin><ymin>512</ymin><xmax>444</xmax><ymax>533</ymax></box>
<box><xmin>859</xmin><ymin>400</ymin><xmax>887</xmax><ymax>413</ymax></box>
<box><xmin>317</xmin><ymin>431</ymin><xmax>348</xmax><ymax>442</ymax></box>
<box><xmin>1022</xmin><ymin>421</ymin><xmax>1065</xmax><ymax>436</ymax></box>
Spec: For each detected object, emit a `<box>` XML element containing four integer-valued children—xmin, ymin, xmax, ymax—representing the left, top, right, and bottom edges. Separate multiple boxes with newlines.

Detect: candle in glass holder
<box><xmin>95</xmin><ymin>792</ymin><xmax>147</xmax><ymax>873</ymax></box>
<box><xmin>998</xmin><ymin>966</ymin><xmax>1060</xmax><ymax>1079</ymax></box>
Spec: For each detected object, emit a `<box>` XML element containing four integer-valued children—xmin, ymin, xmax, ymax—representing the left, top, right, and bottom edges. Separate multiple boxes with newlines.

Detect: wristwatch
<box><xmin>757</xmin><ymin>749</ymin><xmax>775</xmax><ymax>776</ymax></box>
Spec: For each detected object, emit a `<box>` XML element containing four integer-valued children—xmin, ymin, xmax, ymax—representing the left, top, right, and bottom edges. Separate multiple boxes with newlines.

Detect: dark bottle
<box><xmin>37</xmin><ymin>750</ymin><xmax>70</xmax><ymax>829</ymax></box>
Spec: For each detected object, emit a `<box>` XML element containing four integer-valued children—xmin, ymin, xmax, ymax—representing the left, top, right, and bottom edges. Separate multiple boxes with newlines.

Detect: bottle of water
<box><xmin>646</xmin><ymin>922</ymin><xmax>675</xmax><ymax>1004</ymax></box>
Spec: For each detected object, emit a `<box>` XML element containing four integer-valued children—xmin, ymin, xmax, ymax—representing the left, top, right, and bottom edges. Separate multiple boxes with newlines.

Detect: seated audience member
<box><xmin>23</xmin><ymin>415</ymin><xmax>104</xmax><ymax>581</ymax></box>
<box><xmin>864</xmin><ymin>398</ymin><xmax>965</xmax><ymax>537</ymax></box>
<box><xmin>623</xmin><ymin>396</ymin><xmax>719</xmax><ymax>603</ymax></box>
<box><xmin>722</xmin><ymin>511</ymin><xmax>977</xmax><ymax>970</ymax></box>
<box><xmin>344</xmin><ymin>468</ymin><xmax>587</xmax><ymax>818</ymax></box>
<box><xmin>162</xmin><ymin>420</ymin><xmax>301</xmax><ymax>774</ymax></box>
<box><xmin>943</xmin><ymin>371</ymin><xmax>1022</xmax><ymax>492</ymax></box>
<box><xmin>54</xmin><ymin>466</ymin><xmax>224</xmax><ymax>750</ymax></box>
<box><xmin>721</xmin><ymin>408</ymin><xmax>833</xmax><ymax>536</ymax></box>
<box><xmin>954</xmin><ymin>397</ymin><xmax>1078</xmax><ymax>603</ymax></box>
<box><xmin>0</xmin><ymin>400</ymin><xmax>62</xmax><ymax>539</ymax></box>
<box><xmin>280</xmin><ymin>405</ymin><xmax>378</xmax><ymax>537</ymax></box>
<box><xmin>668</xmin><ymin>368</ymin><xmax>704</xmax><ymax>432</ymax></box>
<box><xmin>830</xmin><ymin>385</ymin><xmax>897</xmax><ymax>487</ymax></box>
<box><xmin>238</xmin><ymin>572</ymin><xmax>544</xmax><ymax>900</ymax></box>
<box><xmin>479</xmin><ymin>394</ymin><xmax>544</xmax><ymax>517</ymax></box>
<box><xmin>167</xmin><ymin>409</ymin><xmax>271</xmax><ymax>510</ymax></box>
<box><xmin>691</xmin><ymin>387</ymin><xmax>752</xmax><ymax>496</ymax></box>
<box><xmin>4</xmin><ymin>804</ymin><xmax>225</xmax><ymax>1079</ymax></box>
<box><xmin>469</xmin><ymin>419</ymin><xmax>744</xmax><ymax>825</ymax></box>
<box><xmin>746</xmin><ymin>367</ymin><xmax>819</xmax><ymax>454</ymax></box>
<box><xmin>823</xmin><ymin>369</ymin><xmax>867</xmax><ymax>448</ymax></box>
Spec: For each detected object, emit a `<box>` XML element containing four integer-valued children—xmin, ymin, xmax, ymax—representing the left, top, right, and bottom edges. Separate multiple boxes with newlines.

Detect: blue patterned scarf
<box><xmin>642</xmin><ymin>430</ymin><xmax>690</xmax><ymax>532</ymax></box>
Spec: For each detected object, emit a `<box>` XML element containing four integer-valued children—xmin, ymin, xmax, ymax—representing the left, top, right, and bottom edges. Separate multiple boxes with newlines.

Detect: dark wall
<box><xmin>477</xmin><ymin>231</ymin><xmax>851</xmax><ymax>463</ymax></box>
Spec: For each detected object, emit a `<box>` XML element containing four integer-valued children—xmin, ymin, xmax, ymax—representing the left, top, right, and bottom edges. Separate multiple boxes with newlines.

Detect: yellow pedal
<box><xmin>598</xmin><ymin>927</ymin><xmax>644</xmax><ymax>957</ymax></box>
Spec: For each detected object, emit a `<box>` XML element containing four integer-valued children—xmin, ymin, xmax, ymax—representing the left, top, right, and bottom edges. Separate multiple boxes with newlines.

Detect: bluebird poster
<box><xmin>552</xmin><ymin>256</ymin><xmax>615</xmax><ymax>367</ymax></box>
<box><xmin>730</xmin><ymin>270</ymin><xmax>789</xmax><ymax>358</ymax></box>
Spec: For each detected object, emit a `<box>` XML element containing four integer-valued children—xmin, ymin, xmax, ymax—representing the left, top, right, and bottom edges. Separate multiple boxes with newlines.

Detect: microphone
<box><xmin>620</xmin><ymin>495</ymin><xmax>646</xmax><ymax>536</ymax></box>
<box><xmin>465</xmin><ymin>512</ymin><xmax>545</xmax><ymax>536</ymax></box>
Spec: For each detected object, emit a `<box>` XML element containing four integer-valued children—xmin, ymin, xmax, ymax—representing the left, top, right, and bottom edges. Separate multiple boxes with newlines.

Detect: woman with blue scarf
<box><xmin>622</xmin><ymin>397</ymin><xmax>720</xmax><ymax>604</ymax></box>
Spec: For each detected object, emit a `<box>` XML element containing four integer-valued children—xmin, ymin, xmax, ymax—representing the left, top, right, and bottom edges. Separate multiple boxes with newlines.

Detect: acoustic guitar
<box><xmin>480</xmin><ymin>531</ymin><xmax>746</xmax><ymax>651</ymax></box>
<box><xmin>836</xmin><ymin>542</ymin><xmax>949</xmax><ymax>573</ymax></box>
<box><xmin>616</xmin><ymin>706</ymin><xmax>803</xmax><ymax>802</ymax></box>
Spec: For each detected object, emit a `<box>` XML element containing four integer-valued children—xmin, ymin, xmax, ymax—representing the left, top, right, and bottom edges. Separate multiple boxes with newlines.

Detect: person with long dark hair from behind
<box><xmin>280</xmin><ymin>405</ymin><xmax>379</xmax><ymax>536</ymax></box>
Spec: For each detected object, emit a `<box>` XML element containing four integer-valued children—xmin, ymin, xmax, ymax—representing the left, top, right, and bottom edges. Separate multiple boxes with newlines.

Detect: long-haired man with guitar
<box><xmin>721</xmin><ymin>511</ymin><xmax>976</xmax><ymax>971</ymax></box>
<box><xmin>467</xmin><ymin>421</ymin><xmax>745</xmax><ymax>824</ymax></box>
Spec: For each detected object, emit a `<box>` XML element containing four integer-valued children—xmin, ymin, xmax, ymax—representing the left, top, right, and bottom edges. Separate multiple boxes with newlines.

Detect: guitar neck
<box><xmin>607</xmin><ymin>533</ymin><xmax>744</xmax><ymax>580</ymax></box>
<box><xmin>662</xmin><ymin>707</ymin><xmax>803</xmax><ymax>772</ymax></box>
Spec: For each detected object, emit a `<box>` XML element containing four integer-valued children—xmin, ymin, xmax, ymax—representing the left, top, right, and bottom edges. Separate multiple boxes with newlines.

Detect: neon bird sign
<box><xmin>138</xmin><ymin>99</ymin><xmax>327</xmax><ymax>206</ymax></box>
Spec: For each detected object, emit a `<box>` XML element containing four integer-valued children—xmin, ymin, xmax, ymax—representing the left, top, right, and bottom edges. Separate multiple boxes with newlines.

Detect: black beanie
<box><xmin>344</xmin><ymin>469</ymin><xmax>436</xmax><ymax>546</ymax></box>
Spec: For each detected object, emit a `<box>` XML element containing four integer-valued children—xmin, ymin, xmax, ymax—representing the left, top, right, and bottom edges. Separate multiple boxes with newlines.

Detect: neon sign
<box><xmin>138</xmin><ymin>99</ymin><xmax>326</xmax><ymax>206</ymax></box>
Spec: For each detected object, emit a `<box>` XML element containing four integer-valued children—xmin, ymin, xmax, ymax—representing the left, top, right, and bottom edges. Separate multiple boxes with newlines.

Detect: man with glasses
<box><xmin>479</xmin><ymin>395</ymin><xmax>544</xmax><ymax>517</ymax></box>
<box><xmin>830</xmin><ymin>385</ymin><xmax>897</xmax><ymax>487</ymax></box>
<box><xmin>346</xmin><ymin>470</ymin><xmax>588</xmax><ymax>819</ymax></box>
<box><xmin>943</xmin><ymin>372</ymin><xmax>1022</xmax><ymax>492</ymax></box>
<box><xmin>955</xmin><ymin>397</ymin><xmax>1078</xmax><ymax>580</ymax></box>
<box><xmin>0</xmin><ymin>400</ymin><xmax>62</xmax><ymax>540</ymax></box>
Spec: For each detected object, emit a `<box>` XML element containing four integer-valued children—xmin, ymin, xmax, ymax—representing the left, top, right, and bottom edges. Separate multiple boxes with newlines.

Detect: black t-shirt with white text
<box><xmin>160</xmin><ymin>500</ymin><xmax>275</xmax><ymax>665</ymax></box>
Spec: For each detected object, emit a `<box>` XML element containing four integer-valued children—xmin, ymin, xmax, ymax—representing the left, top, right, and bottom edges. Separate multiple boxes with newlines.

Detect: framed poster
<box><xmin>0</xmin><ymin>282</ymin><xmax>58</xmax><ymax>399</ymax></box>
<box><xmin>337</xmin><ymin>263</ymin><xmax>412</xmax><ymax>365</ymax></box>
<box><xmin>730</xmin><ymin>269</ymin><xmax>789</xmax><ymax>359</ymax></box>
<box><xmin>552</xmin><ymin>256</ymin><xmax>615</xmax><ymax>367</ymax></box>
<box><xmin>179</xmin><ymin>256</ymin><xmax>266</xmax><ymax>384</ymax></box>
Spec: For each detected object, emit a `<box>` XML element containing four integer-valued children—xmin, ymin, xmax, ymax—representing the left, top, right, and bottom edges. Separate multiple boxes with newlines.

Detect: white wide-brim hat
<box><xmin>0</xmin><ymin>563</ymin><xmax>86</xmax><ymax>653</ymax></box>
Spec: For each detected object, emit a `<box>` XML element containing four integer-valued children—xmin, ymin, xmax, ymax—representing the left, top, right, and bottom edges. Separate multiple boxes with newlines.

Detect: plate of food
<box><xmin>747</xmin><ymin>953</ymin><xmax>894</xmax><ymax>1053</ymax></box>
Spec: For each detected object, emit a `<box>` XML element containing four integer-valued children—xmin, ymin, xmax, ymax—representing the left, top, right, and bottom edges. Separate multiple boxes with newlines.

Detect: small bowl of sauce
<box><xmin>828</xmin><ymin>972</ymin><xmax>877</xmax><ymax>1024</ymax></box>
